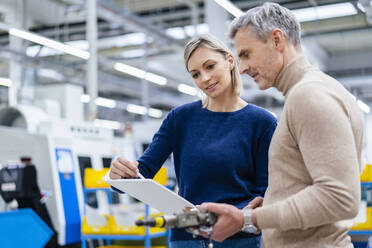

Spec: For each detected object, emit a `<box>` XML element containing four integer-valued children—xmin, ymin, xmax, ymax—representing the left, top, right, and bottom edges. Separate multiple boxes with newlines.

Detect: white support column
<box><xmin>141</xmin><ymin>38</ymin><xmax>149</xmax><ymax>121</ymax></box>
<box><xmin>185</xmin><ymin>0</ymin><xmax>199</xmax><ymax>37</ymax></box>
<box><xmin>205</xmin><ymin>0</ymin><xmax>229</xmax><ymax>44</ymax></box>
<box><xmin>86</xmin><ymin>0</ymin><xmax>98</xmax><ymax>121</ymax></box>
<box><xmin>7</xmin><ymin>0</ymin><xmax>26</xmax><ymax>106</ymax></box>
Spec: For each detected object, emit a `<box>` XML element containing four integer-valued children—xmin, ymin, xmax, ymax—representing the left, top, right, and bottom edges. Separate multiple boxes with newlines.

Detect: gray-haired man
<box><xmin>200</xmin><ymin>2</ymin><xmax>363</xmax><ymax>247</ymax></box>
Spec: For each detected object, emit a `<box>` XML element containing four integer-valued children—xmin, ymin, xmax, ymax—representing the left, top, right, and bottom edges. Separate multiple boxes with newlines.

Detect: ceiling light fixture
<box><xmin>292</xmin><ymin>2</ymin><xmax>357</xmax><ymax>22</ymax></box>
<box><xmin>177</xmin><ymin>84</ymin><xmax>198</xmax><ymax>96</ymax></box>
<box><xmin>94</xmin><ymin>119</ymin><xmax>121</xmax><ymax>130</ymax></box>
<box><xmin>114</xmin><ymin>62</ymin><xmax>167</xmax><ymax>86</ymax></box>
<box><xmin>0</xmin><ymin>77</ymin><xmax>11</xmax><ymax>87</ymax></box>
<box><xmin>214</xmin><ymin>0</ymin><xmax>243</xmax><ymax>17</ymax></box>
<box><xmin>94</xmin><ymin>97</ymin><xmax>117</xmax><ymax>108</ymax></box>
<box><xmin>126</xmin><ymin>104</ymin><xmax>163</xmax><ymax>118</ymax></box>
<box><xmin>148</xmin><ymin>108</ymin><xmax>163</xmax><ymax>118</ymax></box>
<box><xmin>8</xmin><ymin>27</ymin><xmax>90</xmax><ymax>60</ymax></box>
<box><xmin>81</xmin><ymin>95</ymin><xmax>163</xmax><ymax>118</ymax></box>
<box><xmin>126</xmin><ymin>104</ymin><xmax>148</xmax><ymax>115</ymax></box>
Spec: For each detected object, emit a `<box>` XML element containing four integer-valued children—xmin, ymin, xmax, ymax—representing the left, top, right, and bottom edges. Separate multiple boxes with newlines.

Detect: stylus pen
<box><xmin>137</xmin><ymin>171</ymin><xmax>145</xmax><ymax>179</ymax></box>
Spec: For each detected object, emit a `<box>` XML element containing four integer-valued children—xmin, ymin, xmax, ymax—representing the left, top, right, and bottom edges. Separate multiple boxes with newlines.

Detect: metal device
<box><xmin>136</xmin><ymin>208</ymin><xmax>218</xmax><ymax>248</ymax></box>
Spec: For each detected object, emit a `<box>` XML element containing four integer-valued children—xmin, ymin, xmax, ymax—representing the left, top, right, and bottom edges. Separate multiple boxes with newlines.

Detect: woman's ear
<box><xmin>227</xmin><ymin>53</ymin><xmax>234</xmax><ymax>70</ymax></box>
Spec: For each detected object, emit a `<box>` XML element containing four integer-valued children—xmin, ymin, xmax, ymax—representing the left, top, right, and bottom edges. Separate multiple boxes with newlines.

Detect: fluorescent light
<box><xmin>38</xmin><ymin>69</ymin><xmax>64</xmax><ymax>81</ymax></box>
<box><xmin>27</xmin><ymin>40</ymin><xmax>88</xmax><ymax>57</ymax></box>
<box><xmin>144</xmin><ymin>72</ymin><xmax>167</xmax><ymax>86</ymax></box>
<box><xmin>114</xmin><ymin>62</ymin><xmax>167</xmax><ymax>86</ymax></box>
<box><xmin>184</xmin><ymin>23</ymin><xmax>209</xmax><ymax>37</ymax></box>
<box><xmin>148</xmin><ymin>108</ymin><xmax>163</xmax><ymax>118</ymax></box>
<box><xmin>126</xmin><ymin>104</ymin><xmax>147</xmax><ymax>115</ymax></box>
<box><xmin>214</xmin><ymin>0</ymin><xmax>243</xmax><ymax>17</ymax></box>
<box><xmin>166</xmin><ymin>23</ymin><xmax>209</xmax><ymax>39</ymax></box>
<box><xmin>114</xmin><ymin>63</ymin><xmax>145</xmax><ymax>78</ymax></box>
<box><xmin>80</xmin><ymin>94</ymin><xmax>90</xmax><ymax>103</ymax></box>
<box><xmin>9</xmin><ymin>28</ymin><xmax>90</xmax><ymax>60</ymax></box>
<box><xmin>292</xmin><ymin>3</ymin><xmax>357</xmax><ymax>23</ymax></box>
<box><xmin>26</xmin><ymin>33</ymin><xmax>146</xmax><ymax>58</ymax></box>
<box><xmin>109</xmin><ymin>32</ymin><xmax>145</xmax><ymax>47</ymax></box>
<box><xmin>197</xmin><ymin>23</ymin><xmax>210</xmax><ymax>34</ymax></box>
<box><xmin>82</xmin><ymin>95</ymin><xmax>163</xmax><ymax>118</ymax></box>
<box><xmin>95</xmin><ymin>97</ymin><xmax>117</xmax><ymax>108</ymax></box>
<box><xmin>120</xmin><ymin>49</ymin><xmax>145</xmax><ymax>58</ymax></box>
<box><xmin>126</xmin><ymin>104</ymin><xmax>163</xmax><ymax>118</ymax></box>
<box><xmin>0</xmin><ymin>77</ymin><xmax>11</xmax><ymax>87</ymax></box>
<box><xmin>166</xmin><ymin>27</ymin><xmax>186</xmax><ymax>39</ymax></box>
<box><xmin>357</xmin><ymin>2</ymin><xmax>366</xmax><ymax>13</ymax></box>
<box><xmin>94</xmin><ymin>119</ymin><xmax>121</xmax><ymax>130</ymax></box>
<box><xmin>178</xmin><ymin>84</ymin><xmax>198</xmax><ymax>96</ymax></box>
<box><xmin>357</xmin><ymin>100</ymin><xmax>370</xmax><ymax>114</ymax></box>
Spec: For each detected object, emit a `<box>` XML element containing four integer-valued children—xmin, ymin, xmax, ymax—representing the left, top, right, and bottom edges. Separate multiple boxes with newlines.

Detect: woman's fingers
<box><xmin>109</xmin><ymin>157</ymin><xmax>139</xmax><ymax>178</ymax></box>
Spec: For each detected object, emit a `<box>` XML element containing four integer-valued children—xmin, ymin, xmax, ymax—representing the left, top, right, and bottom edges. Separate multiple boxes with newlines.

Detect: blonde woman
<box><xmin>109</xmin><ymin>34</ymin><xmax>276</xmax><ymax>248</ymax></box>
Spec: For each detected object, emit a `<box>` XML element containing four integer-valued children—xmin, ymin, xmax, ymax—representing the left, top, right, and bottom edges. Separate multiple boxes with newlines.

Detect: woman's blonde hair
<box><xmin>184</xmin><ymin>34</ymin><xmax>242</xmax><ymax>108</ymax></box>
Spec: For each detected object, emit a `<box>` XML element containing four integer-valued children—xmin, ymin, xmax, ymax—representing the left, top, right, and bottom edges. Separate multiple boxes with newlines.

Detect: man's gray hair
<box><xmin>229</xmin><ymin>2</ymin><xmax>301</xmax><ymax>46</ymax></box>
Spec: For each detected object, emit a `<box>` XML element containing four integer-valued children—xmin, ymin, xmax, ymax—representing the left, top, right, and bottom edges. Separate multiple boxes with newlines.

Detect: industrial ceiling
<box><xmin>0</xmin><ymin>0</ymin><xmax>371</xmax><ymax>122</ymax></box>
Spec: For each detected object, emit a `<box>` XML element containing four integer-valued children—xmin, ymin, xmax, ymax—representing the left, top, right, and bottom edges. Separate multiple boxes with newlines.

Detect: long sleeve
<box><xmin>256</xmin><ymin>83</ymin><xmax>361</xmax><ymax>230</ymax></box>
<box><xmin>251</xmin><ymin>123</ymin><xmax>276</xmax><ymax>197</ymax></box>
<box><xmin>137</xmin><ymin>110</ymin><xmax>175</xmax><ymax>178</ymax></box>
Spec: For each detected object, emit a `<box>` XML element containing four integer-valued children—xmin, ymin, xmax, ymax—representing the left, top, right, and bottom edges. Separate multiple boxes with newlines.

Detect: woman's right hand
<box><xmin>109</xmin><ymin>156</ymin><xmax>139</xmax><ymax>179</ymax></box>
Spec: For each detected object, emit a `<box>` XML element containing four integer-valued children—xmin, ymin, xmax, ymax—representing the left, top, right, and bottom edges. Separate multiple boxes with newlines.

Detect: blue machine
<box><xmin>0</xmin><ymin>126</ymin><xmax>84</xmax><ymax>246</ymax></box>
<box><xmin>0</xmin><ymin>209</ymin><xmax>53</xmax><ymax>248</ymax></box>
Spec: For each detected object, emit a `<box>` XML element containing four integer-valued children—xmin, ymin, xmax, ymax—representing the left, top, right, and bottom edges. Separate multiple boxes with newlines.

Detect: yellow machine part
<box><xmin>110</xmin><ymin>213</ymin><xmax>167</xmax><ymax>235</ymax></box>
<box><xmin>81</xmin><ymin>215</ymin><xmax>111</xmax><ymax>234</ymax></box>
<box><xmin>84</xmin><ymin>168</ymin><xmax>110</xmax><ymax>188</ymax></box>
<box><xmin>153</xmin><ymin>166</ymin><xmax>168</xmax><ymax>185</ymax></box>
<box><xmin>360</xmin><ymin>164</ymin><xmax>372</xmax><ymax>182</ymax></box>
<box><xmin>351</xmin><ymin>207</ymin><xmax>372</xmax><ymax>230</ymax></box>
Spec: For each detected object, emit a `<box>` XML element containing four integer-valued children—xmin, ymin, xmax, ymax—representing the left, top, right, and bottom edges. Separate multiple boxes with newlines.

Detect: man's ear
<box><xmin>271</xmin><ymin>28</ymin><xmax>285</xmax><ymax>51</ymax></box>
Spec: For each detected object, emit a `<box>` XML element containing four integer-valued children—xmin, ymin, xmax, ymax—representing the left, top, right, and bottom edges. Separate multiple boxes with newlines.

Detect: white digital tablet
<box><xmin>104</xmin><ymin>177</ymin><xmax>195</xmax><ymax>214</ymax></box>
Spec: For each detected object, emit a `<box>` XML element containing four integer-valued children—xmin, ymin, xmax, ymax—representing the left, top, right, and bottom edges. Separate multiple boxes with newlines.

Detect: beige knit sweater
<box><xmin>255</xmin><ymin>56</ymin><xmax>363</xmax><ymax>248</ymax></box>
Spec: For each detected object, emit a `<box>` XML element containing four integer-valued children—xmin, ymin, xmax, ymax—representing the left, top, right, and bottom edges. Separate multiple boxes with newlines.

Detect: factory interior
<box><xmin>0</xmin><ymin>0</ymin><xmax>372</xmax><ymax>247</ymax></box>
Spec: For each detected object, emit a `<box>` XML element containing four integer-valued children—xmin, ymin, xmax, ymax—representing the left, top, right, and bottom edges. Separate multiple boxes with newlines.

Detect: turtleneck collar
<box><xmin>273</xmin><ymin>55</ymin><xmax>314</xmax><ymax>97</ymax></box>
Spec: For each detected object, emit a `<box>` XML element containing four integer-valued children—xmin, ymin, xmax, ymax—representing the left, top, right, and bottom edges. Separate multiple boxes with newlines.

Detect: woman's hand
<box><xmin>109</xmin><ymin>156</ymin><xmax>139</xmax><ymax>179</ymax></box>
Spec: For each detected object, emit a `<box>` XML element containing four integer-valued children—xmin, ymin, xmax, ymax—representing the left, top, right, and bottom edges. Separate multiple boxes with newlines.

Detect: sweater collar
<box><xmin>273</xmin><ymin>55</ymin><xmax>313</xmax><ymax>97</ymax></box>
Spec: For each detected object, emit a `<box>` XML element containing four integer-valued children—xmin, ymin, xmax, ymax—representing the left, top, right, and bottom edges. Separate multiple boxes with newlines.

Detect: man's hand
<box><xmin>199</xmin><ymin>203</ymin><xmax>244</xmax><ymax>242</ymax></box>
<box><xmin>246</xmin><ymin>196</ymin><xmax>263</xmax><ymax>209</ymax></box>
<box><xmin>109</xmin><ymin>156</ymin><xmax>139</xmax><ymax>179</ymax></box>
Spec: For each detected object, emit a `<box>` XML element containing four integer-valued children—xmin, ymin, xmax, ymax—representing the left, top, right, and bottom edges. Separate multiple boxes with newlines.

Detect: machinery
<box><xmin>136</xmin><ymin>208</ymin><xmax>218</xmax><ymax>247</ymax></box>
<box><xmin>0</xmin><ymin>84</ymin><xmax>169</xmax><ymax>246</ymax></box>
<box><xmin>0</xmin><ymin>159</ymin><xmax>57</xmax><ymax>247</ymax></box>
<box><xmin>0</xmin><ymin>103</ymin><xmax>117</xmax><ymax>246</ymax></box>
<box><xmin>0</xmin><ymin>124</ymin><xmax>84</xmax><ymax>246</ymax></box>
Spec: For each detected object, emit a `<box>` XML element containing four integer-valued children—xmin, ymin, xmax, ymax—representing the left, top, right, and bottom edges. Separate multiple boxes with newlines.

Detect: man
<box><xmin>200</xmin><ymin>2</ymin><xmax>363</xmax><ymax>247</ymax></box>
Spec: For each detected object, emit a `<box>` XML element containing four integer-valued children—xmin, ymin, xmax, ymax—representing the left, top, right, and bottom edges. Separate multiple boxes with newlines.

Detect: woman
<box><xmin>109</xmin><ymin>34</ymin><xmax>277</xmax><ymax>248</ymax></box>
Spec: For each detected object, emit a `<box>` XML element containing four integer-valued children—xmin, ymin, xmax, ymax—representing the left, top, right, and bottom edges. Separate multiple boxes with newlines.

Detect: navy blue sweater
<box><xmin>137</xmin><ymin>101</ymin><xmax>277</xmax><ymax>241</ymax></box>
